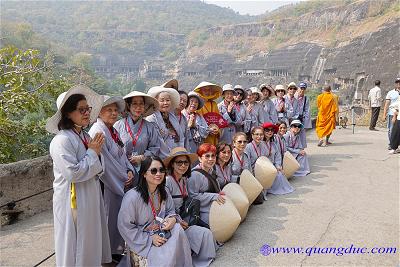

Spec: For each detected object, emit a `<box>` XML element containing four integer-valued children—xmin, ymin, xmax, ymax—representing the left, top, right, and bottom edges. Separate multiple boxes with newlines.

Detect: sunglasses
<box><xmin>174</xmin><ymin>160</ymin><xmax>189</xmax><ymax>166</ymax></box>
<box><xmin>291</xmin><ymin>125</ymin><xmax>301</xmax><ymax>128</ymax></box>
<box><xmin>264</xmin><ymin>128</ymin><xmax>275</xmax><ymax>132</ymax></box>
<box><xmin>202</xmin><ymin>154</ymin><xmax>216</xmax><ymax>159</ymax></box>
<box><xmin>288</xmin><ymin>87</ymin><xmax>297</xmax><ymax>90</ymax></box>
<box><xmin>77</xmin><ymin>106</ymin><xmax>92</xmax><ymax>114</ymax></box>
<box><xmin>148</xmin><ymin>167</ymin><xmax>166</xmax><ymax>175</ymax></box>
<box><xmin>235</xmin><ymin>140</ymin><xmax>247</xmax><ymax>144</ymax></box>
<box><xmin>276</xmin><ymin>90</ymin><xmax>285</xmax><ymax>93</ymax></box>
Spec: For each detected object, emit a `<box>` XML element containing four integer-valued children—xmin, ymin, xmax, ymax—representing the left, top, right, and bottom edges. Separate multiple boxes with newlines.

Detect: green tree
<box><xmin>0</xmin><ymin>46</ymin><xmax>70</xmax><ymax>163</ymax></box>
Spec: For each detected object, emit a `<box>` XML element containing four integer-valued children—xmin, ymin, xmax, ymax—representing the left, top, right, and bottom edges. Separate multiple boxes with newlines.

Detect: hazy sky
<box><xmin>205</xmin><ymin>0</ymin><xmax>304</xmax><ymax>15</ymax></box>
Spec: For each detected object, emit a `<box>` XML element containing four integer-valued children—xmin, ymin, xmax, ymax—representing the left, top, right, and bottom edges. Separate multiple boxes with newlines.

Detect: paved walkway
<box><xmin>1</xmin><ymin>127</ymin><xmax>398</xmax><ymax>266</ymax></box>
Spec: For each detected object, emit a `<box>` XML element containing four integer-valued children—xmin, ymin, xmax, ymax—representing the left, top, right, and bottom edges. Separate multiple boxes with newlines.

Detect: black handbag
<box><xmin>180</xmin><ymin>196</ymin><xmax>201</xmax><ymax>226</ymax></box>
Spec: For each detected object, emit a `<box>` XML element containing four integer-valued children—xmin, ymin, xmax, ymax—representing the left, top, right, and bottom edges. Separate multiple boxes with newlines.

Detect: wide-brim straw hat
<box><xmin>239</xmin><ymin>169</ymin><xmax>263</xmax><ymax>204</ymax></box>
<box><xmin>45</xmin><ymin>85</ymin><xmax>104</xmax><ymax>134</ymax></box>
<box><xmin>162</xmin><ymin>79</ymin><xmax>179</xmax><ymax>90</ymax></box>
<box><xmin>194</xmin><ymin>81</ymin><xmax>222</xmax><ymax>100</ymax></box>
<box><xmin>250</xmin><ymin>86</ymin><xmax>262</xmax><ymax>101</ymax></box>
<box><xmin>274</xmin><ymin>84</ymin><xmax>286</xmax><ymax>93</ymax></box>
<box><xmin>163</xmin><ymin>147</ymin><xmax>198</xmax><ymax>167</ymax></box>
<box><xmin>187</xmin><ymin>91</ymin><xmax>204</xmax><ymax>110</ymax></box>
<box><xmin>222</xmin><ymin>183</ymin><xmax>249</xmax><ymax>222</ymax></box>
<box><xmin>222</xmin><ymin>84</ymin><xmax>237</xmax><ymax>95</ymax></box>
<box><xmin>123</xmin><ymin>91</ymin><xmax>159</xmax><ymax>117</ymax></box>
<box><xmin>234</xmin><ymin>85</ymin><xmax>248</xmax><ymax>99</ymax></box>
<box><xmin>283</xmin><ymin>151</ymin><xmax>300</xmax><ymax>178</ymax></box>
<box><xmin>147</xmin><ymin>86</ymin><xmax>180</xmax><ymax>111</ymax></box>
<box><xmin>102</xmin><ymin>95</ymin><xmax>125</xmax><ymax>112</ymax></box>
<box><xmin>259</xmin><ymin>84</ymin><xmax>274</xmax><ymax>96</ymax></box>
<box><xmin>209</xmin><ymin>197</ymin><xmax>241</xmax><ymax>243</ymax></box>
<box><xmin>254</xmin><ymin>156</ymin><xmax>277</xmax><ymax>189</ymax></box>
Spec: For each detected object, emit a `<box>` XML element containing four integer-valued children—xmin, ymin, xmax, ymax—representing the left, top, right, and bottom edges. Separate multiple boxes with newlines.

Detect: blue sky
<box><xmin>205</xmin><ymin>0</ymin><xmax>305</xmax><ymax>15</ymax></box>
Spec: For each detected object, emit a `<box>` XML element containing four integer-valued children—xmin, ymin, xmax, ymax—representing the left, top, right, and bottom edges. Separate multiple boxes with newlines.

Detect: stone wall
<box><xmin>0</xmin><ymin>155</ymin><xmax>53</xmax><ymax>224</ymax></box>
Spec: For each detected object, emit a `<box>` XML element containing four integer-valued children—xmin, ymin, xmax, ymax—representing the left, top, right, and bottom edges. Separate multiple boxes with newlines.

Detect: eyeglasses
<box><xmin>252</xmin><ymin>133</ymin><xmax>264</xmax><ymax>136</ymax></box>
<box><xmin>77</xmin><ymin>107</ymin><xmax>92</xmax><ymax>114</ymax></box>
<box><xmin>148</xmin><ymin>167</ymin><xmax>166</xmax><ymax>175</ymax></box>
<box><xmin>202</xmin><ymin>154</ymin><xmax>216</xmax><ymax>159</ymax></box>
<box><xmin>235</xmin><ymin>140</ymin><xmax>247</xmax><ymax>144</ymax></box>
<box><xmin>264</xmin><ymin>128</ymin><xmax>275</xmax><ymax>132</ymax></box>
<box><xmin>174</xmin><ymin>160</ymin><xmax>189</xmax><ymax>166</ymax></box>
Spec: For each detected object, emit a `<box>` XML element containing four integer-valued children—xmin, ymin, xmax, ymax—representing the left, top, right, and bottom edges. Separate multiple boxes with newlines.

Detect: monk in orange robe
<box><xmin>194</xmin><ymin>82</ymin><xmax>223</xmax><ymax>145</ymax></box>
<box><xmin>316</xmin><ymin>85</ymin><xmax>338</xmax><ymax>146</ymax></box>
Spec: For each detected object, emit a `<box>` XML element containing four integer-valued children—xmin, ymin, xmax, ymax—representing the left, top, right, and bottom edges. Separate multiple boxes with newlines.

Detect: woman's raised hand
<box><xmin>88</xmin><ymin>132</ymin><xmax>105</xmax><ymax>155</ymax></box>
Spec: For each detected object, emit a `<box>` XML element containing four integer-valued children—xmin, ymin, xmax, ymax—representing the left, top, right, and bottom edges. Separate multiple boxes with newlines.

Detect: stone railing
<box><xmin>0</xmin><ymin>155</ymin><xmax>53</xmax><ymax>224</ymax></box>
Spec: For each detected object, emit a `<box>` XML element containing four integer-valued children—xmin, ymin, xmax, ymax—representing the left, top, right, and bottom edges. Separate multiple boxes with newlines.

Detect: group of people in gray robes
<box><xmin>47</xmin><ymin>79</ymin><xmax>313</xmax><ymax>266</ymax></box>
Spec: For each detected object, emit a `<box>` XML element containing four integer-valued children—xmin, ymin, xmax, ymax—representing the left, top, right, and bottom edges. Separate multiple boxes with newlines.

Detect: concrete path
<box><xmin>1</xmin><ymin>127</ymin><xmax>398</xmax><ymax>266</ymax></box>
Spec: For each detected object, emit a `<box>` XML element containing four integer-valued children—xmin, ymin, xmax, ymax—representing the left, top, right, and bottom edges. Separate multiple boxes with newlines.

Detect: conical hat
<box><xmin>254</xmin><ymin>156</ymin><xmax>277</xmax><ymax>189</ymax></box>
<box><xmin>162</xmin><ymin>79</ymin><xmax>178</xmax><ymax>90</ymax></box>
<box><xmin>222</xmin><ymin>183</ymin><xmax>250</xmax><ymax>222</ymax></box>
<box><xmin>283</xmin><ymin>151</ymin><xmax>300</xmax><ymax>178</ymax></box>
<box><xmin>239</xmin><ymin>169</ymin><xmax>263</xmax><ymax>204</ymax></box>
<box><xmin>209</xmin><ymin>197</ymin><xmax>241</xmax><ymax>243</ymax></box>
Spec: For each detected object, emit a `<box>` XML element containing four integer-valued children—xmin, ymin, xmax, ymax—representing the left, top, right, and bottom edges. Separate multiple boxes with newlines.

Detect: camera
<box><xmin>155</xmin><ymin>229</ymin><xmax>171</xmax><ymax>239</ymax></box>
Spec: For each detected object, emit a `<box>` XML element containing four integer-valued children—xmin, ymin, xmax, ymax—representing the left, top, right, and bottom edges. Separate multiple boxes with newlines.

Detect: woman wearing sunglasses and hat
<box><xmin>114</xmin><ymin>91</ymin><xmax>161</xmax><ymax>174</ymax></box>
<box><xmin>46</xmin><ymin>85</ymin><xmax>111</xmax><ymax>266</ymax></box>
<box><xmin>164</xmin><ymin>147</ymin><xmax>217</xmax><ymax>267</ymax></box>
<box><xmin>262</xmin><ymin>122</ymin><xmax>294</xmax><ymax>195</ymax></box>
<box><xmin>182</xmin><ymin>91</ymin><xmax>210</xmax><ymax>153</ymax></box>
<box><xmin>283</xmin><ymin>120</ymin><xmax>311</xmax><ymax>176</ymax></box>
<box><xmin>233</xmin><ymin>85</ymin><xmax>250</xmax><ymax>134</ymax></box>
<box><xmin>118</xmin><ymin>156</ymin><xmax>192</xmax><ymax>267</ymax></box>
<box><xmin>147</xmin><ymin>86</ymin><xmax>185</xmax><ymax>158</ymax></box>
<box><xmin>218</xmin><ymin>84</ymin><xmax>242</xmax><ymax>144</ymax></box>
<box><xmin>273</xmin><ymin>84</ymin><xmax>291</xmax><ymax>125</ymax></box>
<box><xmin>89</xmin><ymin>95</ymin><xmax>135</xmax><ymax>261</ymax></box>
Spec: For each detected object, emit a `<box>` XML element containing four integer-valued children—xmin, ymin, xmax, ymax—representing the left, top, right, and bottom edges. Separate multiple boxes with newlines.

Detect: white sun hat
<box><xmin>123</xmin><ymin>91</ymin><xmax>159</xmax><ymax>117</ymax></box>
<box><xmin>45</xmin><ymin>85</ymin><xmax>104</xmax><ymax>134</ymax></box>
<box><xmin>102</xmin><ymin>95</ymin><xmax>125</xmax><ymax>112</ymax></box>
<box><xmin>147</xmin><ymin>86</ymin><xmax>180</xmax><ymax>111</ymax></box>
<box><xmin>187</xmin><ymin>91</ymin><xmax>205</xmax><ymax>110</ymax></box>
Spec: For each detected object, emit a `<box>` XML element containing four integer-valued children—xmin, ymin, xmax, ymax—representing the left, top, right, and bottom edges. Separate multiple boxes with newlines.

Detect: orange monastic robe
<box><xmin>316</xmin><ymin>91</ymin><xmax>338</xmax><ymax>139</ymax></box>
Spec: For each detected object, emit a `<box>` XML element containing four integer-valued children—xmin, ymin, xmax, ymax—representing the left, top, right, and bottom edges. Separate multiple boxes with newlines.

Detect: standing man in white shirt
<box><xmin>383</xmin><ymin>78</ymin><xmax>400</xmax><ymax>149</ymax></box>
<box><xmin>368</xmin><ymin>80</ymin><xmax>382</xmax><ymax>131</ymax></box>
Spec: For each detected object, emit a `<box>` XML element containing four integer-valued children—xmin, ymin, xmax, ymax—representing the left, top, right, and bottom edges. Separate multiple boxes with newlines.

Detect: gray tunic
<box><xmin>273</xmin><ymin>134</ymin><xmax>287</xmax><ymax>163</ymax></box>
<box><xmin>146</xmin><ymin>111</ymin><xmax>185</xmax><ymax>158</ymax></box>
<box><xmin>244</xmin><ymin>141</ymin><xmax>269</xmax><ymax>170</ymax></box>
<box><xmin>234</xmin><ymin>103</ymin><xmax>250</xmax><ymax>133</ymax></box>
<box><xmin>89</xmin><ymin>119</ymin><xmax>134</xmax><ymax>254</ymax></box>
<box><xmin>231</xmin><ymin>149</ymin><xmax>253</xmax><ymax>181</ymax></box>
<box><xmin>49</xmin><ymin>129</ymin><xmax>111</xmax><ymax>266</ymax></box>
<box><xmin>118</xmin><ymin>189</ymin><xmax>193</xmax><ymax>267</ymax></box>
<box><xmin>176</xmin><ymin>111</ymin><xmax>191</xmax><ymax>151</ymax></box>
<box><xmin>188</xmin><ymin>164</ymin><xmax>220</xmax><ymax>225</ymax></box>
<box><xmin>114</xmin><ymin>116</ymin><xmax>161</xmax><ymax>171</ymax></box>
<box><xmin>165</xmin><ymin>176</ymin><xmax>217</xmax><ymax>267</ymax></box>
<box><xmin>215</xmin><ymin>163</ymin><xmax>233</xmax><ymax>189</ymax></box>
<box><xmin>246</xmin><ymin>102</ymin><xmax>262</xmax><ymax>133</ymax></box>
<box><xmin>284</xmin><ymin>95</ymin><xmax>300</xmax><ymax>121</ymax></box>
<box><xmin>273</xmin><ymin>98</ymin><xmax>291</xmax><ymax>125</ymax></box>
<box><xmin>296</xmin><ymin>95</ymin><xmax>312</xmax><ymax>148</ymax></box>
<box><xmin>218</xmin><ymin>101</ymin><xmax>241</xmax><ymax>143</ymax></box>
<box><xmin>182</xmin><ymin>110</ymin><xmax>210</xmax><ymax>153</ymax></box>
<box><xmin>283</xmin><ymin>132</ymin><xmax>311</xmax><ymax>177</ymax></box>
<box><xmin>258</xmin><ymin>99</ymin><xmax>278</xmax><ymax>124</ymax></box>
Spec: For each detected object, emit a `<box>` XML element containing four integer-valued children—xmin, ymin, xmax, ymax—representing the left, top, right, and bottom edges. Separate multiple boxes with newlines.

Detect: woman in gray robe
<box><xmin>273</xmin><ymin>85</ymin><xmax>291</xmax><ymax>125</ymax></box>
<box><xmin>218</xmin><ymin>84</ymin><xmax>241</xmax><ymax>143</ymax></box>
<box><xmin>164</xmin><ymin>148</ymin><xmax>217</xmax><ymax>267</ymax></box>
<box><xmin>182</xmin><ymin>92</ymin><xmax>210</xmax><ymax>153</ymax></box>
<box><xmin>262</xmin><ymin>123</ymin><xmax>294</xmax><ymax>195</ymax></box>
<box><xmin>233</xmin><ymin>85</ymin><xmax>250</xmax><ymax>133</ymax></box>
<box><xmin>244</xmin><ymin>126</ymin><xmax>269</xmax><ymax>170</ymax></box>
<box><xmin>231</xmin><ymin>132</ymin><xmax>253</xmax><ymax>182</ymax></box>
<box><xmin>274</xmin><ymin>121</ymin><xmax>288</xmax><ymax>163</ymax></box>
<box><xmin>188</xmin><ymin>143</ymin><xmax>225</xmax><ymax>225</ymax></box>
<box><xmin>147</xmin><ymin>86</ymin><xmax>185</xmax><ymax>158</ymax></box>
<box><xmin>114</xmin><ymin>91</ymin><xmax>161</xmax><ymax>174</ymax></box>
<box><xmin>284</xmin><ymin>82</ymin><xmax>300</xmax><ymax>121</ymax></box>
<box><xmin>89</xmin><ymin>96</ymin><xmax>135</xmax><ymax>258</ymax></box>
<box><xmin>284</xmin><ymin>120</ymin><xmax>311</xmax><ymax>177</ymax></box>
<box><xmin>46</xmin><ymin>85</ymin><xmax>111</xmax><ymax>266</ymax></box>
<box><xmin>246</xmin><ymin>87</ymin><xmax>263</xmax><ymax>136</ymax></box>
<box><xmin>176</xmin><ymin>90</ymin><xmax>191</xmax><ymax>150</ymax></box>
<box><xmin>118</xmin><ymin>156</ymin><xmax>192</xmax><ymax>267</ymax></box>
<box><xmin>296</xmin><ymin>82</ymin><xmax>312</xmax><ymax>148</ymax></box>
<box><xmin>258</xmin><ymin>84</ymin><xmax>278</xmax><ymax>124</ymax></box>
<box><xmin>215</xmin><ymin>142</ymin><xmax>233</xmax><ymax>188</ymax></box>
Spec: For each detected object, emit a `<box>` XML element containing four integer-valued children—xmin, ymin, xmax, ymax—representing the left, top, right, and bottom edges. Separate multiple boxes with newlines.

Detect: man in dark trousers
<box><xmin>368</xmin><ymin>80</ymin><xmax>382</xmax><ymax>131</ymax></box>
